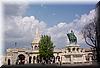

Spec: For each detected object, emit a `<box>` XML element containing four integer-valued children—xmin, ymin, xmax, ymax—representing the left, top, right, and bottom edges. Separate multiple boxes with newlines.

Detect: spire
<box><xmin>32</xmin><ymin>26</ymin><xmax>41</xmax><ymax>44</ymax></box>
<box><xmin>35</xmin><ymin>26</ymin><xmax>40</xmax><ymax>40</ymax></box>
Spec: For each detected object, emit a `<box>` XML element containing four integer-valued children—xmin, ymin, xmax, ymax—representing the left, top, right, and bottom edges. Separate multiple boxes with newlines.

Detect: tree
<box><xmin>82</xmin><ymin>18</ymin><xmax>96</xmax><ymax>48</ymax></box>
<box><xmin>82</xmin><ymin>1</ymin><xmax>100</xmax><ymax>63</ymax></box>
<box><xmin>81</xmin><ymin>17</ymin><xmax>97</xmax><ymax>61</ymax></box>
<box><xmin>39</xmin><ymin>35</ymin><xmax>54</xmax><ymax>63</ymax></box>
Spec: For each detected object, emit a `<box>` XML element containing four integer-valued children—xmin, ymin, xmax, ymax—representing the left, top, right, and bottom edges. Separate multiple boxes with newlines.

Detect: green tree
<box><xmin>39</xmin><ymin>35</ymin><xmax>54</xmax><ymax>62</ymax></box>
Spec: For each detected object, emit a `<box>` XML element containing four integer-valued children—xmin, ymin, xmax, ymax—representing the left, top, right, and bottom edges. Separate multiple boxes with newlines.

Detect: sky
<box><xmin>25</xmin><ymin>4</ymin><xmax>95</xmax><ymax>26</ymax></box>
<box><xmin>3</xmin><ymin>2</ymin><xmax>96</xmax><ymax>55</ymax></box>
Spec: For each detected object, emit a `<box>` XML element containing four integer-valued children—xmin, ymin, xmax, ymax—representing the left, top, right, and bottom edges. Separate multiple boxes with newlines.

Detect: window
<box><xmin>68</xmin><ymin>48</ymin><xmax>71</xmax><ymax>52</ymax></box>
<box><xmin>73</xmin><ymin>48</ymin><xmax>75</xmax><ymax>51</ymax></box>
<box><xmin>77</xmin><ymin>48</ymin><xmax>79</xmax><ymax>52</ymax></box>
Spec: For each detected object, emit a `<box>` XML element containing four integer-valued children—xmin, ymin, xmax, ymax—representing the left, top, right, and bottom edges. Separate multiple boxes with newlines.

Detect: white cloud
<box><xmin>4</xmin><ymin>15</ymin><xmax>47</xmax><ymax>52</ymax></box>
<box><xmin>45</xmin><ymin>9</ymin><xmax>96</xmax><ymax>48</ymax></box>
<box><xmin>4</xmin><ymin>5</ymin><xmax>96</xmax><ymax>52</ymax></box>
<box><xmin>5</xmin><ymin>16</ymin><xmax>46</xmax><ymax>41</ymax></box>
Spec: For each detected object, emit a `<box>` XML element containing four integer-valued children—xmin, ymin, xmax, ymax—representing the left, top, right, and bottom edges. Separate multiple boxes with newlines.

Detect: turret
<box><xmin>31</xmin><ymin>27</ymin><xmax>41</xmax><ymax>50</ymax></box>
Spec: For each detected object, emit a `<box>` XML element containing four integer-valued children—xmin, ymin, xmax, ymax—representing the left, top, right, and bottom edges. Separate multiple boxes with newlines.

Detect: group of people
<box><xmin>15</xmin><ymin>55</ymin><xmax>61</xmax><ymax>65</ymax></box>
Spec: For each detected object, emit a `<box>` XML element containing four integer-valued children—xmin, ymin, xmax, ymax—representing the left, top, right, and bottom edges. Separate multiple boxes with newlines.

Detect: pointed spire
<box><xmin>35</xmin><ymin>26</ymin><xmax>40</xmax><ymax>39</ymax></box>
<box><xmin>32</xmin><ymin>26</ymin><xmax>41</xmax><ymax>44</ymax></box>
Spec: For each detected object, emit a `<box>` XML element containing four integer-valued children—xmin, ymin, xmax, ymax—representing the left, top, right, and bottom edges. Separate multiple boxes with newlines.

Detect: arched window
<box><xmin>34</xmin><ymin>46</ymin><xmax>37</xmax><ymax>49</ymax></box>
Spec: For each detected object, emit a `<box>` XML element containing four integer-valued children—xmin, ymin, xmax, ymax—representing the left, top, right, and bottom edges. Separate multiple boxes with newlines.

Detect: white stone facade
<box><xmin>3</xmin><ymin>43</ymin><xmax>93</xmax><ymax>65</ymax></box>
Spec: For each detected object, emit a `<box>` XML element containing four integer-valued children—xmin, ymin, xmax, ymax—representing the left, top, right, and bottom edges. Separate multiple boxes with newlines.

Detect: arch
<box><xmin>53</xmin><ymin>56</ymin><xmax>55</xmax><ymax>63</ymax></box>
<box><xmin>85</xmin><ymin>56</ymin><xmax>89</xmax><ymax>61</ymax></box>
<box><xmin>33</xmin><ymin>56</ymin><xmax>35</xmax><ymax>64</ymax></box>
<box><xmin>29</xmin><ymin>56</ymin><xmax>32</xmax><ymax>64</ymax></box>
<box><xmin>68</xmin><ymin>48</ymin><xmax>71</xmax><ymax>52</ymax></box>
<box><xmin>18</xmin><ymin>54</ymin><xmax>25</xmax><ymax>60</ymax></box>
<box><xmin>35</xmin><ymin>45</ymin><xmax>37</xmax><ymax>48</ymax></box>
<box><xmin>33</xmin><ymin>56</ymin><xmax>35</xmax><ymax>60</ymax></box>
<box><xmin>56</xmin><ymin>56</ymin><xmax>60</xmax><ymax>61</ymax></box>
<box><xmin>36</xmin><ymin>55</ymin><xmax>40</xmax><ymax>63</ymax></box>
<box><xmin>8</xmin><ymin>59</ymin><xmax>10</xmax><ymax>65</ymax></box>
<box><xmin>88</xmin><ymin>53</ymin><xmax>92</xmax><ymax>56</ymax></box>
<box><xmin>81</xmin><ymin>48</ymin><xmax>83</xmax><ymax>52</ymax></box>
<box><xmin>77</xmin><ymin>48</ymin><xmax>79</xmax><ymax>52</ymax></box>
<box><xmin>18</xmin><ymin>54</ymin><xmax>25</xmax><ymax>64</ymax></box>
<box><xmin>81</xmin><ymin>49</ymin><xmax>83</xmax><ymax>52</ymax></box>
<box><xmin>72</xmin><ymin>48</ymin><xmax>75</xmax><ymax>51</ymax></box>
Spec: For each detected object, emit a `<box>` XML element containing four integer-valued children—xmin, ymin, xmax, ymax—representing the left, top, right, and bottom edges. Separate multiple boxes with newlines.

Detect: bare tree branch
<box><xmin>83</xmin><ymin>33</ymin><xmax>95</xmax><ymax>48</ymax></box>
<box><xmin>82</xmin><ymin>17</ymin><xmax>96</xmax><ymax>48</ymax></box>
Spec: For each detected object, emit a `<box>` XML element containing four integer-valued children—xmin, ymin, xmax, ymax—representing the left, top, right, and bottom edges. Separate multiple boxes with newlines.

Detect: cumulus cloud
<box><xmin>4</xmin><ymin>15</ymin><xmax>47</xmax><ymax>51</ymax></box>
<box><xmin>3</xmin><ymin>3</ymin><xmax>47</xmax><ymax>50</ymax></box>
<box><xmin>45</xmin><ymin>9</ymin><xmax>96</xmax><ymax>48</ymax></box>
<box><xmin>3</xmin><ymin>3</ymin><xmax>96</xmax><ymax>53</ymax></box>
<box><xmin>4</xmin><ymin>16</ymin><xmax>46</xmax><ymax>41</ymax></box>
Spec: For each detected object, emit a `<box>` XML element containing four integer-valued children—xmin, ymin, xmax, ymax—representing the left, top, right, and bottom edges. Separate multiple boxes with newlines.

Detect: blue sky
<box><xmin>25</xmin><ymin>4</ymin><xmax>95</xmax><ymax>27</ymax></box>
<box><xmin>4</xmin><ymin>3</ymin><xmax>96</xmax><ymax>54</ymax></box>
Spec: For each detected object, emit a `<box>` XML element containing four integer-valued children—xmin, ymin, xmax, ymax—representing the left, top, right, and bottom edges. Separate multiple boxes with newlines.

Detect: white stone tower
<box><xmin>31</xmin><ymin>27</ymin><xmax>41</xmax><ymax>50</ymax></box>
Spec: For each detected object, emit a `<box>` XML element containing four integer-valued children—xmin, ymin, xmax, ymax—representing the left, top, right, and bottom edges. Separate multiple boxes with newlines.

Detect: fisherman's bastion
<box><xmin>3</xmin><ymin>27</ymin><xmax>93</xmax><ymax>65</ymax></box>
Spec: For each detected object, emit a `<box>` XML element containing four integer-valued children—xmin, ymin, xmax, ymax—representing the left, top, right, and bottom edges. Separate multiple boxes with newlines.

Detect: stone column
<box><xmin>31</xmin><ymin>56</ymin><xmax>33</xmax><ymax>64</ymax></box>
<box><xmin>89</xmin><ymin>56</ymin><xmax>92</xmax><ymax>64</ymax></box>
<box><xmin>25</xmin><ymin>57</ymin><xmax>28</xmax><ymax>64</ymax></box>
<box><xmin>75</xmin><ymin>48</ymin><xmax>77</xmax><ymax>53</ymax></box>
<box><xmin>71</xmin><ymin>55</ymin><xmax>73</xmax><ymax>64</ymax></box>
<box><xmin>61</xmin><ymin>56</ymin><xmax>62</xmax><ymax>64</ymax></box>
<box><xmin>71</xmin><ymin>47</ymin><xmax>72</xmax><ymax>53</ymax></box>
<box><xmin>82</xmin><ymin>55</ymin><xmax>86</xmax><ymax>63</ymax></box>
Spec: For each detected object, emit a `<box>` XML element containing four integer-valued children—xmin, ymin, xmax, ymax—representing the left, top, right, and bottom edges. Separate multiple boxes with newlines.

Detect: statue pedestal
<box><xmin>67</xmin><ymin>43</ymin><xmax>80</xmax><ymax>47</ymax></box>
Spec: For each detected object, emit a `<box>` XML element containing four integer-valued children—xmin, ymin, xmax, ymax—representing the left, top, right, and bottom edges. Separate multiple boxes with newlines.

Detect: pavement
<box><xmin>1</xmin><ymin>64</ymin><xmax>100</xmax><ymax>68</ymax></box>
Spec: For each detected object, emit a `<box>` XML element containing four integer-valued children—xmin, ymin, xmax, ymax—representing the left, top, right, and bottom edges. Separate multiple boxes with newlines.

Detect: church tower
<box><xmin>31</xmin><ymin>27</ymin><xmax>41</xmax><ymax>50</ymax></box>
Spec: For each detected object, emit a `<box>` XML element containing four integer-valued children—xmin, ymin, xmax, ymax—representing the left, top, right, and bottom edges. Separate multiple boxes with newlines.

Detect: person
<box><xmin>16</xmin><ymin>57</ymin><xmax>19</xmax><ymax>64</ymax></box>
<box><xmin>22</xmin><ymin>60</ymin><xmax>25</xmax><ymax>64</ymax></box>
